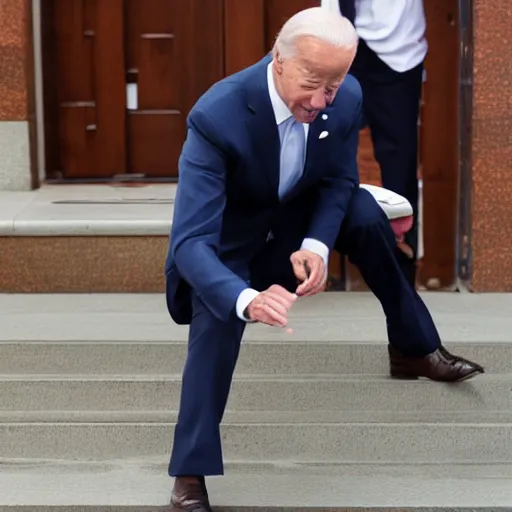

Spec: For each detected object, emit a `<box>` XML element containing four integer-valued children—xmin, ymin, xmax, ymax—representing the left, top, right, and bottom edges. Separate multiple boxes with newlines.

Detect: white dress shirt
<box><xmin>321</xmin><ymin>0</ymin><xmax>428</xmax><ymax>73</ymax></box>
<box><xmin>234</xmin><ymin>63</ymin><xmax>329</xmax><ymax>321</ymax></box>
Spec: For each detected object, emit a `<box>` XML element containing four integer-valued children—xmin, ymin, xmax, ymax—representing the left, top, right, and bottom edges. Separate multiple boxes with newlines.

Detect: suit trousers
<box><xmin>349</xmin><ymin>39</ymin><xmax>424</xmax><ymax>286</ymax></box>
<box><xmin>168</xmin><ymin>188</ymin><xmax>441</xmax><ymax>477</ymax></box>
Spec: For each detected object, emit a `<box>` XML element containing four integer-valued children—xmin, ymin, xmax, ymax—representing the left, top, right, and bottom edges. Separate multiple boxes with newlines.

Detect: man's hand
<box><xmin>290</xmin><ymin>249</ymin><xmax>327</xmax><ymax>297</ymax></box>
<box><xmin>246</xmin><ymin>285</ymin><xmax>297</xmax><ymax>331</ymax></box>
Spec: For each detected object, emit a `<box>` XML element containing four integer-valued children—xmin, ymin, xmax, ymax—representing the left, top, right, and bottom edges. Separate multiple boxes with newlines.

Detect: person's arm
<box><xmin>305</xmin><ymin>93</ymin><xmax>363</xmax><ymax>251</ymax></box>
<box><xmin>235</xmin><ymin>289</ymin><xmax>260</xmax><ymax>321</ymax></box>
<box><xmin>300</xmin><ymin>238</ymin><xmax>329</xmax><ymax>268</ymax></box>
<box><xmin>170</xmin><ymin>108</ymin><xmax>254</xmax><ymax>323</ymax></box>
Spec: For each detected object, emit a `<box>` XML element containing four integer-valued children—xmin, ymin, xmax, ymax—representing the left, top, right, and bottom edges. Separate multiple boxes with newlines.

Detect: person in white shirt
<box><xmin>321</xmin><ymin>0</ymin><xmax>427</xmax><ymax>287</ymax></box>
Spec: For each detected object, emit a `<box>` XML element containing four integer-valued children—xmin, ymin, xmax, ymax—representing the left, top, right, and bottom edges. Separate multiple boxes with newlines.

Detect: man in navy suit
<box><xmin>164</xmin><ymin>8</ymin><xmax>483</xmax><ymax>511</ymax></box>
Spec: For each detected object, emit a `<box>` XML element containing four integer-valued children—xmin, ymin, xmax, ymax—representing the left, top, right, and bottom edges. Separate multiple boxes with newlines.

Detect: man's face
<box><xmin>274</xmin><ymin>36</ymin><xmax>356</xmax><ymax>124</ymax></box>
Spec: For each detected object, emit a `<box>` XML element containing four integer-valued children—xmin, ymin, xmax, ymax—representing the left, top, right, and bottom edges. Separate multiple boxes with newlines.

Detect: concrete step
<box><xmin>1</xmin><ymin>374</ymin><xmax>510</xmax><ymax>413</ymax></box>
<box><xmin>1</xmin><ymin>459</ymin><xmax>511</xmax><ymax>510</ymax></box>
<box><xmin>2</xmin><ymin>340</ymin><xmax>512</xmax><ymax>375</ymax></box>
<box><xmin>2</xmin><ymin>292</ymin><xmax>512</xmax><ymax>347</ymax></box>
<box><xmin>2</xmin><ymin>293</ymin><xmax>512</xmax><ymax>378</ymax></box>
<box><xmin>1</xmin><ymin>415</ymin><xmax>511</xmax><ymax>462</ymax></box>
<box><xmin>2</xmin><ymin>409</ymin><xmax>512</xmax><ymax>423</ymax></box>
<box><xmin>0</xmin><ymin>185</ymin><xmax>175</xmax><ymax>293</ymax></box>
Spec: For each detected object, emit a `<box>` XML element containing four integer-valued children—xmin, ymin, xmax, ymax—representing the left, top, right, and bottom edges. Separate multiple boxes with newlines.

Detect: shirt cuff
<box><xmin>236</xmin><ymin>288</ymin><xmax>260</xmax><ymax>322</ymax></box>
<box><xmin>301</xmin><ymin>238</ymin><xmax>329</xmax><ymax>268</ymax></box>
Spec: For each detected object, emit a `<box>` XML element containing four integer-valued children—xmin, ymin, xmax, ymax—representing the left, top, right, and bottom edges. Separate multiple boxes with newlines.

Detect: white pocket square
<box><xmin>318</xmin><ymin>131</ymin><xmax>329</xmax><ymax>139</ymax></box>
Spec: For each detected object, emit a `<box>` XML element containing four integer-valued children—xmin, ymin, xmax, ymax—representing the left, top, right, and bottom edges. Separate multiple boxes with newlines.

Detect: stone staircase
<box><xmin>1</xmin><ymin>292</ymin><xmax>512</xmax><ymax>510</ymax></box>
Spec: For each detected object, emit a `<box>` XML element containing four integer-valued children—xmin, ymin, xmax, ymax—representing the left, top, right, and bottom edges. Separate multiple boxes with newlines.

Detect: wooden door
<box><xmin>43</xmin><ymin>0</ymin><xmax>126</xmax><ymax>180</ymax></box>
<box><xmin>42</xmin><ymin>0</ymin><xmax>224</xmax><ymax>181</ymax></box>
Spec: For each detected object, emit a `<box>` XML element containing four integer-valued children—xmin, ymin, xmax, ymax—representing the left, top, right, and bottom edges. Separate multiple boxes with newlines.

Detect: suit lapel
<box><xmin>281</xmin><ymin>107</ymin><xmax>332</xmax><ymax>202</ymax></box>
<box><xmin>297</xmin><ymin>110</ymin><xmax>331</xmax><ymax>183</ymax></box>
<box><xmin>304</xmin><ymin>114</ymin><xmax>326</xmax><ymax>172</ymax></box>
<box><xmin>245</xmin><ymin>59</ymin><xmax>281</xmax><ymax>198</ymax></box>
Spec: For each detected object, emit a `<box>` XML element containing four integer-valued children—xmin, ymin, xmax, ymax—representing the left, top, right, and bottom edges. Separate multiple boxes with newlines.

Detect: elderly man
<box><xmin>164</xmin><ymin>7</ymin><xmax>483</xmax><ymax>511</ymax></box>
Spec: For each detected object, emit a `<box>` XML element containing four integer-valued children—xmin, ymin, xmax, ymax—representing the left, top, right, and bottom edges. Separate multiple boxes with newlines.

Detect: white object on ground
<box><xmin>359</xmin><ymin>183</ymin><xmax>413</xmax><ymax>220</ymax></box>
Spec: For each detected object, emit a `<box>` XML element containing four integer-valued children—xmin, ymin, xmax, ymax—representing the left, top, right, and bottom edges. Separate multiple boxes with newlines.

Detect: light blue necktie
<box><xmin>278</xmin><ymin>116</ymin><xmax>306</xmax><ymax>198</ymax></box>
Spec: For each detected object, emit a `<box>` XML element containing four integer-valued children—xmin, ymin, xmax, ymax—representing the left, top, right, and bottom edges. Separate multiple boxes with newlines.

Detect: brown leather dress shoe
<box><xmin>388</xmin><ymin>345</ymin><xmax>484</xmax><ymax>382</ymax></box>
<box><xmin>170</xmin><ymin>477</ymin><xmax>211</xmax><ymax>512</ymax></box>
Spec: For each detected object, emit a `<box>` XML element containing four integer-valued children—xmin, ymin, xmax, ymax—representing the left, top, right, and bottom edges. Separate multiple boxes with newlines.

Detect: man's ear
<box><xmin>273</xmin><ymin>50</ymin><xmax>284</xmax><ymax>74</ymax></box>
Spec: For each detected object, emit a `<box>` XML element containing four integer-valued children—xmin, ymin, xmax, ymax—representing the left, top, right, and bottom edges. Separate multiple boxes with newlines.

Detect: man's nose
<box><xmin>309</xmin><ymin>90</ymin><xmax>327</xmax><ymax>110</ymax></box>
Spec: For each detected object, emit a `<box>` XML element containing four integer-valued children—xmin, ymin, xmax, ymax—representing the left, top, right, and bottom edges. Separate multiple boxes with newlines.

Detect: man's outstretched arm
<box><xmin>170</xmin><ymin>108</ymin><xmax>250</xmax><ymax>322</ymax></box>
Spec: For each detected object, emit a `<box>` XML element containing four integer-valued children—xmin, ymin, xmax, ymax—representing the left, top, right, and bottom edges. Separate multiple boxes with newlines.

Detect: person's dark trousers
<box><xmin>169</xmin><ymin>188</ymin><xmax>441</xmax><ymax>479</ymax></box>
<box><xmin>169</xmin><ymin>292</ymin><xmax>246</xmax><ymax>477</ymax></box>
<box><xmin>350</xmin><ymin>39</ymin><xmax>424</xmax><ymax>287</ymax></box>
<box><xmin>335</xmin><ymin>188</ymin><xmax>441</xmax><ymax>357</ymax></box>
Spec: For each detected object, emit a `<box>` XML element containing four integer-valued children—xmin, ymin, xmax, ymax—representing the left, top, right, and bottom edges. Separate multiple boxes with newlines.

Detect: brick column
<box><xmin>0</xmin><ymin>0</ymin><xmax>36</xmax><ymax>190</ymax></box>
<box><xmin>469</xmin><ymin>0</ymin><xmax>512</xmax><ymax>290</ymax></box>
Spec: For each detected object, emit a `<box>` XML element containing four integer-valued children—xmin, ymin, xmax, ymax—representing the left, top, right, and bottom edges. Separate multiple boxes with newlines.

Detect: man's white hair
<box><xmin>273</xmin><ymin>7</ymin><xmax>358</xmax><ymax>60</ymax></box>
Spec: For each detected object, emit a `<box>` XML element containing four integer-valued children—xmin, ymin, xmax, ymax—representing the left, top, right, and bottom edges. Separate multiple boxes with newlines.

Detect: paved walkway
<box><xmin>1</xmin><ymin>292</ymin><xmax>511</xmax><ymax>343</ymax></box>
<box><xmin>2</xmin><ymin>459</ymin><xmax>512</xmax><ymax>508</ymax></box>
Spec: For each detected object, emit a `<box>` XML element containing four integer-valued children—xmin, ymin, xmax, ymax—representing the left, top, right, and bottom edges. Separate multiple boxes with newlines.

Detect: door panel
<box><xmin>126</xmin><ymin>0</ymin><xmax>177</xmax><ymax>110</ymax></box>
<box><xmin>136</xmin><ymin>36</ymin><xmax>177</xmax><ymax>110</ymax></box>
<box><xmin>51</xmin><ymin>0</ymin><xmax>126</xmax><ymax>179</ymax></box>
<box><xmin>125</xmin><ymin>0</ymin><xmax>224</xmax><ymax>178</ymax></box>
<box><xmin>45</xmin><ymin>0</ymin><xmax>224</xmax><ymax>180</ymax></box>
<box><xmin>54</xmin><ymin>0</ymin><xmax>94</xmax><ymax>102</ymax></box>
<box><xmin>179</xmin><ymin>0</ymin><xmax>224</xmax><ymax>115</ymax></box>
<box><xmin>52</xmin><ymin>0</ymin><xmax>126</xmax><ymax>179</ymax></box>
<box><xmin>53</xmin><ymin>0</ymin><xmax>95</xmax><ymax>178</ymax></box>
<box><xmin>128</xmin><ymin>112</ymin><xmax>183</xmax><ymax>177</ymax></box>
<box><xmin>92</xmin><ymin>1</ymin><xmax>126</xmax><ymax>178</ymax></box>
<box><xmin>58</xmin><ymin>105</ymin><xmax>97</xmax><ymax>179</ymax></box>
<box><xmin>125</xmin><ymin>0</ymin><xmax>184</xmax><ymax>178</ymax></box>
<box><xmin>224</xmin><ymin>0</ymin><xmax>266</xmax><ymax>75</ymax></box>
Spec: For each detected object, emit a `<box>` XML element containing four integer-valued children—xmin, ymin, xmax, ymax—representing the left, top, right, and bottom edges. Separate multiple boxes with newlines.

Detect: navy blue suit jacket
<box><xmin>165</xmin><ymin>55</ymin><xmax>362</xmax><ymax>325</ymax></box>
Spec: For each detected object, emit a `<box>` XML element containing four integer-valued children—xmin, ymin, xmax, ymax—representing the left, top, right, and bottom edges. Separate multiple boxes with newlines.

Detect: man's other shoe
<box><xmin>388</xmin><ymin>344</ymin><xmax>484</xmax><ymax>382</ymax></box>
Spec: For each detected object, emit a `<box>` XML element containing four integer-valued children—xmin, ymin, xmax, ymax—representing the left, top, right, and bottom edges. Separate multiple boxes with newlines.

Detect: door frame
<box><xmin>37</xmin><ymin>0</ymin><xmax>61</xmax><ymax>182</ymax></box>
<box><xmin>455</xmin><ymin>0</ymin><xmax>474</xmax><ymax>288</ymax></box>
<box><xmin>31</xmin><ymin>0</ymin><xmax>46</xmax><ymax>184</ymax></box>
